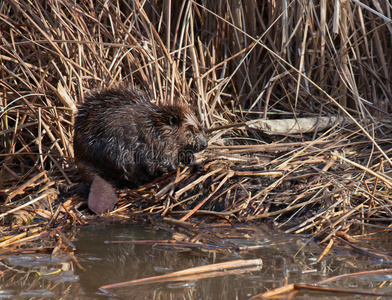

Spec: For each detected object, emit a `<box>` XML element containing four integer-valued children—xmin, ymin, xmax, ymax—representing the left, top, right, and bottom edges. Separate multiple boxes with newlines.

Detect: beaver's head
<box><xmin>149</xmin><ymin>105</ymin><xmax>208</xmax><ymax>165</ymax></box>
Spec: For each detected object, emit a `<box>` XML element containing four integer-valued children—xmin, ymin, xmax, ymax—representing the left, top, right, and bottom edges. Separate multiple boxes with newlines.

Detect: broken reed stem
<box><xmin>100</xmin><ymin>259</ymin><xmax>262</xmax><ymax>290</ymax></box>
<box><xmin>252</xmin><ymin>283</ymin><xmax>392</xmax><ymax>299</ymax></box>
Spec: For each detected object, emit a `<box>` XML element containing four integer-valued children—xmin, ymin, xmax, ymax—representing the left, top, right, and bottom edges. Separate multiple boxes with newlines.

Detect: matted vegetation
<box><xmin>1</xmin><ymin>0</ymin><xmax>392</xmax><ymax>259</ymax></box>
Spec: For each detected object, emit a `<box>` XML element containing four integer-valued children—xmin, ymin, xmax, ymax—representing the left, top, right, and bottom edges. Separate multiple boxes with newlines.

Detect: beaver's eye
<box><xmin>169</xmin><ymin>115</ymin><xmax>179</xmax><ymax>126</ymax></box>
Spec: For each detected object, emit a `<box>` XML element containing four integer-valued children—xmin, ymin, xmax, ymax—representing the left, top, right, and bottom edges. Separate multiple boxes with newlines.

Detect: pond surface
<box><xmin>1</xmin><ymin>223</ymin><xmax>392</xmax><ymax>299</ymax></box>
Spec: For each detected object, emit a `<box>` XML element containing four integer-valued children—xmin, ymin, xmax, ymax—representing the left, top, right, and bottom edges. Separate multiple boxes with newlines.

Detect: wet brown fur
<box><xmin>73</xmin><ymin>86</ymin><xmax>208</xmax><ymax>213</ymax></box>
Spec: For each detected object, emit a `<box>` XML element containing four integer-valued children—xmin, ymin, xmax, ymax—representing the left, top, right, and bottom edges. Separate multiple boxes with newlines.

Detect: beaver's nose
<box><xmin>198</xmin><ymin>132</ymin><xmax>208</xmax><ymax>150</ymax></box>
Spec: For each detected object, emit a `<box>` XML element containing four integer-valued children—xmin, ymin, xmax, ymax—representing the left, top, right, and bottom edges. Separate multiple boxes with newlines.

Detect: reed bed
<box><xmin>1</xmin><ymin>0</ymin><xmax>392</xmax><ymax>256</ymax></box>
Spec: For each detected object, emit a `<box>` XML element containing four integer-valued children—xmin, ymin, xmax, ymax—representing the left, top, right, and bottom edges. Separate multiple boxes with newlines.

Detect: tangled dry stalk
<box><xmin>1</xmin><ymin>0</ymin><xmax>392</xmax><ymax>255</ymax></box>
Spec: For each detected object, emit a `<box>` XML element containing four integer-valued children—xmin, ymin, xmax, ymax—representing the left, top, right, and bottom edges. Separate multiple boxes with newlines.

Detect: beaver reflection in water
<box><xmin>73</xmin><ymin>86</ymin><xmax>208</xmax><ymax>214</ymax></box>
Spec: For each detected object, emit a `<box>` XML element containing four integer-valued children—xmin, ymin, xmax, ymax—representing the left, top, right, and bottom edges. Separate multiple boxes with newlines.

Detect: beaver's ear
<box><xmin>168</xmin><ymin>115</ymin><xmax>179</xmax><ymax>126</ymax></box>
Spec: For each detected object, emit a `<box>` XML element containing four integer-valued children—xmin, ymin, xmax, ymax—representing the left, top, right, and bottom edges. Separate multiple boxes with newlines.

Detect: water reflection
<box><xmin>74</xmin><ymin>225</ymin><xmax>267</xmax><ymax>299</ymax></box>
<box><xmin>1</xmin><ymin>224</ymin><xmax>392</xmax><ymax>299</ymax></box>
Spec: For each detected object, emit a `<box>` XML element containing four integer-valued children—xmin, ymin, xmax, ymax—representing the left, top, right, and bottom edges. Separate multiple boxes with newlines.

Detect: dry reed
<box><xmin>1</xmin><ymin>0</ymin><xmax>392</xmax><ymax>255</ymax></box>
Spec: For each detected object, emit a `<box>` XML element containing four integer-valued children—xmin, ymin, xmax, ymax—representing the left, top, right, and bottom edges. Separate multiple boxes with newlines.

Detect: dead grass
<box><xmin>1</xmin><ymin>0</ymin><xmax>392</xmax><ymax>255</ymax></box>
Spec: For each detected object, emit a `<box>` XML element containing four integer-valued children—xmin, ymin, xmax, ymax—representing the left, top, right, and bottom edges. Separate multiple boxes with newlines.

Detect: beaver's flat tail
<box><xmin>88</xmin><ymin>175</ymin><xmax>118</xmax><ymax>214</ymax></box>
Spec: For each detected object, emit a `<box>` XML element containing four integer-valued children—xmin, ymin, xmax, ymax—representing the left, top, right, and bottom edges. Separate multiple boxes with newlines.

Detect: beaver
<box><xmin>73</xmin><ymin>86</ymin><xmax>208</xmax><ymax>214</ymax></box>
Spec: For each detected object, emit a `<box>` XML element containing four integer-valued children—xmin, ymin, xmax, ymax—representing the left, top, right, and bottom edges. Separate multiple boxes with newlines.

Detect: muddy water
<box><xmin>1</xmin><ymin>224</ymin><xmax>392</xmax><ymax>299</ymax></box>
